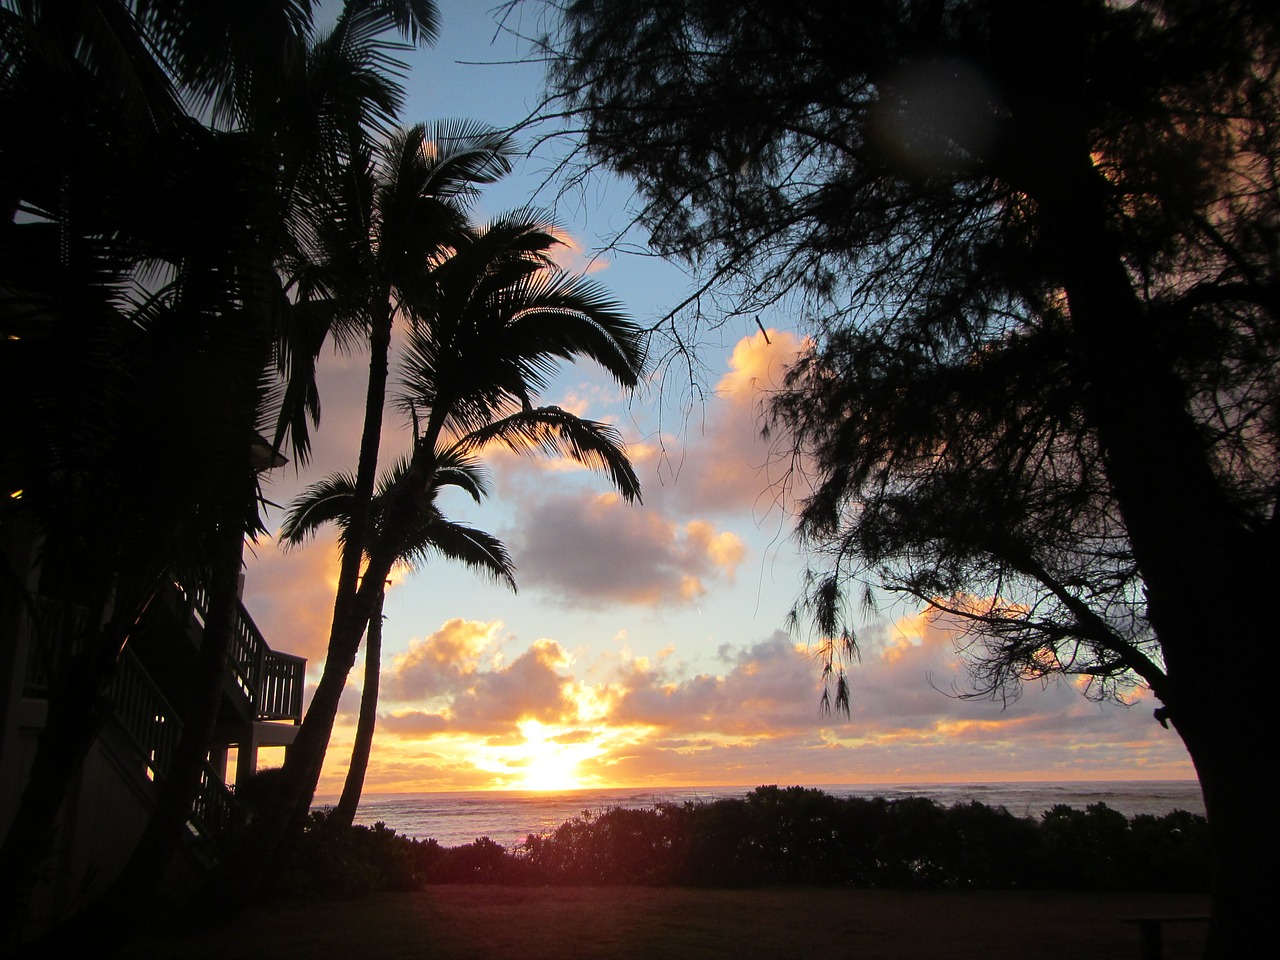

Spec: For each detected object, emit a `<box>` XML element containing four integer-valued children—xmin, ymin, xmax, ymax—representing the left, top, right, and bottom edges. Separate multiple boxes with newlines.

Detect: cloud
<box><xmin>240</xmin><ymin>532</ymin><xmax>343</xmax><ymax>665</ymax></box>
<box><xmin>478</xmin><ymin>328</ymin><xmax>807</xmax><ymax>524</ymax></box>
<box><xmin>842</xmin><ymin>610</ymin><xmax>1090</xmax><ymax>730</ymax></box>
<box><xmin>545</xmin><ymin>226</ymin><xmax>611</xmax><ymax>276</ymax></box>
<box><xmin>507</xmin><ymin>491</ymin><xmax>745</xmax><ymax>608</ymax></box>
<box><xmin>645</xmin><ymin>328</ymin><xmax>809</xmax><ymax>519</ymax></box>
<box><xmin>718</xmin><ymin>328</ymin><xmax>806</xmax><ymax>401</ymax></box>
<box><xmin>380</xmin><ymin>709</ymin><xmax>451</xmax><ymax>737</ymax></box>
<box><xmin>606</xmin><ymin>631</ymin><xmax>820</xmax><ymax>734</ymax></box>
<box><xmin>311</xmin><ymin>606</ymin><xmax>1194</xmax><ymax>795</ymax></box>
<box><xmin>384</xmin><ymin>622</ymin><xmax>582</xmax><ymax>735</ymax></box>
<box><xmin>447</xmin><ymin>638</ymin><xmax>580</xmax><ymax>732</ymax></box>
<box><xmin>385</xmin><ymin>618</ymin><xmax>506</xmax><ymax>702</ymax></box>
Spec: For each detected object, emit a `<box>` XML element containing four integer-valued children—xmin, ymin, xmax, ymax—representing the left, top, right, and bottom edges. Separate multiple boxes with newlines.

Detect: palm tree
<box><xmin>284</xmin><ymin>119</ymin><xmax>516</xmax><ymax>583</ymax></box>
<box><xmin>1</xmin><ymin>0</ymin><xmax>442</xmax><ymax>943</ymax></box>
<box><xmin>222</xmin><ymin>123</ymin><xmax>515</xmax><ymax>859</ymax></box>
<box><xmin>93</xmin><ymin>8</ymin><xmax>458</xmax><ymax>941</ymax></box>
<box><xmin>243</xmin><ymin>211</ymin><xmax>647</xmax><ymax>879</ymax></box>
<box><xmin>114</xmin><ymin>2</ymin><xmax>446</xmax><ymax>905</ymax></box>
<box><xmin>280</xmin><ymin>453</ymin><xmax>516</xmax><ymax>828</ymax></box>
<box><xmin>0</xmin><ymin>3</ymin><xmax>307</xmax><ymax>936</ymax></box>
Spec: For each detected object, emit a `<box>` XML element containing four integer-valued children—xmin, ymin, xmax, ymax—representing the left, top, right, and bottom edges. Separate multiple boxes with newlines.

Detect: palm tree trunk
<box><xmin>215</xmin><ymin>310</ymin><xmax>396</xmax><ymax>902</ymax></box>
<box><xmin>275</xmin><ymin>305</ymin><xmax>395</xmax><ymax>818</ymax></box>
<box><xmin>281</xmin><ymin>556</ymin><xmax>392</xmax><ymax>820</ymax></box>
<box><xmin>212</xmin><ymin>564</ymin><xmax>385</xmax><ymax>911</ymax></box>
<box><xmin>277</xmin><ymin>307</ymin><xmax>395</xmax><ymax>822</ymax></box>
<box><xmin>334</xmin><ymin>307</ymin><xmax>395</xmax><ymax>616</ymax></box>
<box><xmin>332</xmin><ymin>588</ymin><xmax>384</xmax><ymax>829</ymax></box>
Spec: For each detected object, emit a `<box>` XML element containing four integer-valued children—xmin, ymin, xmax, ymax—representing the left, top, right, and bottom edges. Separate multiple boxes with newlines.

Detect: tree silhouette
<box><xmin>280</xmin><ymin>452</ymin><xmax>516</xmax><ymax>828</ymax></box>
<box><xmin>0</xmin><ymin>1</ymin><xmax>307</xmax><ymax>939</ymax></box>
<box><xmin>228</xmin><ymin>121</ymin><xmax>517</xmax><ymax>873</ymax></box>
<box><xmin>239</xmin><ymin>207</ymin><xmax>646</xmax><ymax>892</ymax></box>
<box><xmin>542</xmin><ymin>1</ymin><xmax>1278</xmax><ymax>954</ymax></box>
<box><xmin>0</xmin><ymin>0</ymin><xmax>441</xmax><ymax>944</ymax></box>
<box><xmin>110</xmin><ymin>1</ymin><xmax>447</xmax><ymax>922</ymax></box>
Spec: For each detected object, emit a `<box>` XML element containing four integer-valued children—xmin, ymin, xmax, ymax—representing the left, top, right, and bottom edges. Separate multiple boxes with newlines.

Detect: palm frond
<box><xmin>375</xmin><ymin>122</ymin><xmax>516</xmax><ymax>281</ymax></box>
<box><xmin>312</xmin><ymin>0</ymin><xmax>438</xmax><ymax>136</ymax></box>
<box><xmin>416</xmin><ymin>118</ymin><xmax>516</xmax><ymax>201</ymax></box>
<box><xmin>500</xmin><ymin>270</ymin><xmax>646</xmax><ymax>387</ymax></box>
<box><xmin>456</xmin><ymin>406</ymin><xmax>642</xmax><ymax>503</ymax></box>
<box><xmin>18</xmin><ymin>0</ymin><xmax>183</xmax><ymax>130</ymax></box>
<box><xmin>282</xmin><ymin>449</ymin><xmax>495</xmax><ymax>564</ymax></box>
<box><xmin>136</xmin><ymin>0</ymin><xmax>313</xmax><ymax>128</ymax></box>
<box><xmin>398</xmin><ymin>517</ymin><xmax>516</xmax><ymax>591</ymax></box>
<box><xmin>280</xmin><ymin>471</ymin><xmax>359</xmax><ymax>548</ymax></box>
<box><xmin>395</xmin><ymin>215</ymin><xmax>646</xmax><ymax>443</ymax></box>
<box><xmin>427</xmin><ymin>449</ymin><xmax>491</xmax><ymax>505</ymax></box>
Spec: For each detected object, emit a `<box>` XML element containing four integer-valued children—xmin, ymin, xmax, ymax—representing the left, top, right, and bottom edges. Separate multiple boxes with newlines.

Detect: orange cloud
<box><xmin>685</xmin><ymin>519</ymin><xmax>746</xmax><ymax>578</ymax></box>
<box><xmin>645</xmin><ymin>328</ymin><xmax>809</xmax><ymax>519</ymax></box>
<box><xmin>545</xmin><ymin>226</ymin><xmax>611</xmax><ymax>276</ymax></box>
<box><xmin>385</xmin><ymin>629</ymin><xmax>582</xmax><ymax>736</ymax></box>
<box><xmin>241</xmin><ymin>532</ymin><xmax>343</xmax><ymax>666</ymax></box>
<box><xmin>311</xmin><ymin>604</ymin><xmax>1194</xmax><ymax>796</ymax></box>
<box><xmin>385</xmin><ymin>618</ymin><xmax>506</xmax><ymax>701</ymax></box>
<box><xmin>717</xmin><ymin>328</ymin><xmax>807</xmax><ymax>401</ymax></box>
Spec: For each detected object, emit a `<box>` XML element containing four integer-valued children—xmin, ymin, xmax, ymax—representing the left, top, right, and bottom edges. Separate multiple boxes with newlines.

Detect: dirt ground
<box><xmin>125</xmin><ymin>885</ymin><xmax>1210</xmax><ymax>960</ymax></box>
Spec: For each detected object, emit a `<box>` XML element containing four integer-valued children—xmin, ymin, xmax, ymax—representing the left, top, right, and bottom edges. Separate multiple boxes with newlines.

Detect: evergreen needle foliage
<box><xmin>537</xmin><ymin>2</ymin><xmax>1280</xmax><ymax>953</ymax></box>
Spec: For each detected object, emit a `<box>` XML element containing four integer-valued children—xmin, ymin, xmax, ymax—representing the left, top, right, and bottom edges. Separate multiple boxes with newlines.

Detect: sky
<box><xmin>240</xmin><ymin>0</ymin><xmax>1195</xmax><ymax>795</ymax></box>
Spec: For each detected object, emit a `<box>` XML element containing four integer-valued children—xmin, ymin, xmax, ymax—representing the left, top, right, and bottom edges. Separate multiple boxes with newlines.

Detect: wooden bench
<box><xmin>1119</xmin><ymin>915</ymin><xmax>1210</xmax><ymax>960</ymax></box>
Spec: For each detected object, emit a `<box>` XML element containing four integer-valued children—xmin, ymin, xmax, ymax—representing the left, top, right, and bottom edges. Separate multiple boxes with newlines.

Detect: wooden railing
<box><xmin>259</xmin><ymin>650</ymin><xmax>306</xmax><ymax>722</ymax></box>
<box><xmin>109</xmin><ymin>648</ymin><xmax>239</xmax><ymax>840</ymax></box>
<box><xmin>21</xmin><ymin>595</ymin><xmax>243</xmax><ymax>835</ymax></box>
<box><xmin>17</xmin><ymin>584</ymin><xmax>273</xmax><ymax>844</ymax></box>
<box><xmin>110</xmin><ymin>648</ymin><xmax>182</xmax><ymax>781</ymax></box>
<box><xmin>21</xmin><ymin>595</ymin><xmax>91</xmax><ymax>697</ymax></box>
<box><xmin>228</xmin><ymin>599</ymin><xmax>305</xmax><ymax>723</ymax></box>
<box><xmin>182</xmin><ymin>582</ymin><xmax>304</xmax><ymax>724</ymax></box>
<box><xmin>190</xmin><ymin>762</ymin><xmax>240</xmax><ymax>841</ymax></box>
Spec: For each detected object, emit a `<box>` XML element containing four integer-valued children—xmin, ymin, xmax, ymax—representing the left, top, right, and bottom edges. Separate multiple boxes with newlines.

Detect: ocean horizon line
<box><xmin>321</xmin><ymin>776</ymin><xmax>1200</xmax><ymax>801</ymax></box>
<box><xmin>322</xmin><ymin>779</ymin><xmax>1206</xmax><ymax>848</ymax></box>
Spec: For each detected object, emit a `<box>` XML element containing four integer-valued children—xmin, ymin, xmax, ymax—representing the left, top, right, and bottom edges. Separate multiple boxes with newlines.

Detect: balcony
<box><xmin>182</xmin><ymin>581</ymin><xmax>304</xmax><ymax>725</ymax></box>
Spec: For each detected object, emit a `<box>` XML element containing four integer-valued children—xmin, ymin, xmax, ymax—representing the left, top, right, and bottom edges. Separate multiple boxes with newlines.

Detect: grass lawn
<box><xmin>123</xmin><ymin>885</ymin><xmax>1210</xmax><ymax>959</ymax></box>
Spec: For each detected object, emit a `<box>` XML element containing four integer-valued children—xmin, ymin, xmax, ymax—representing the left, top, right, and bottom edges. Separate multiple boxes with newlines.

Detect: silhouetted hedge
<box><xmin>266</xmin><ymin>786</ymin><xmax>1209</xmax><ymax>898</ymax></box>
<box><xmin>269</xmin><ymin>812</ymin><xmax>423</xmax><ymax>898</ymax></box>
<box><xmin>513</xmin><ymin>787</ymin><xmax>1208</xmax><ymax>891</ymax></box>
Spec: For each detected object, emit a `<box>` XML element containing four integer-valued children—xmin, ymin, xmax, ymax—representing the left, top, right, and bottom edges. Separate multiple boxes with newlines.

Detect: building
<box><xmin>0</xmin><ymin>515</ymin><xmax>305</xmax><ymax>935</ymax></box>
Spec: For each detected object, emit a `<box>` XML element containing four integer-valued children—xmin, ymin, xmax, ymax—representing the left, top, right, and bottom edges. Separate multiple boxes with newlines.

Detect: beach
<box><xmin>126</xmin><ymin>886</ymin><xmax>1210</xmax><ymax>959</ymax></box>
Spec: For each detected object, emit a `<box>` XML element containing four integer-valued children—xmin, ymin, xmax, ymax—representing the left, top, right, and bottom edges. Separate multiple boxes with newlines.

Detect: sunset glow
<box><xmin>244</xmin><ymin>325</ymin><xmax>1195</xmax><ymax>795</ymax></box>
<box><xmin>236</xmin><ymin>7</ymin><xmax>1198</xmax><ymax>796</ymax></box>
<box><xmin>510</xmin><ymin>721</ymin><xmax>598</xmax><ymax>792</ymax></box>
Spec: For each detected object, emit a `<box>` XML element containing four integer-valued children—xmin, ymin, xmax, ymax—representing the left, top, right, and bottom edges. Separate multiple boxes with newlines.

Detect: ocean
<box><xmin>317</xmin><ymin>780</ymin><xmax>1205</xmax><ymax>850</ymax></box>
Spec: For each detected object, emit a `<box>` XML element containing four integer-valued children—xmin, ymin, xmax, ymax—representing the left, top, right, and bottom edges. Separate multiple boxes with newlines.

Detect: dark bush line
<box><xmin>266</xmin><ymin>785</ymin><xmax>1209</xmax><ymax>899</ymax></box>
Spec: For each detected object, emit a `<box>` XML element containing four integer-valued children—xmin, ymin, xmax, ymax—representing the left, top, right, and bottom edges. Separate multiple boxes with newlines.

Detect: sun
<box><xmin>512</xmin><ymin>719</ymin><xmax>594</xmax><ymax>792</ymax></box>
<box><xmin>519</xmin><ymin>747</ymin><xmax>585</xmax><ymax>792</ymax></box>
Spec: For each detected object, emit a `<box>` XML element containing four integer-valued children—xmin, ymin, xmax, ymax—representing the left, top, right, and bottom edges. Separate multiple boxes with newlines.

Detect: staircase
<box><xmin>108</xmin><ymin>645</ymin><xmax>238</xmax><ymax>842</ymax></box>
<box><xmin>3</xmin><ymin>582</ymin><xmax>306</xmax><ymax>933</ymax></box>
<box><xmin>18</xmin><ymin>582</ymin><xmax>306</xmax><ymax>838</ymax></box>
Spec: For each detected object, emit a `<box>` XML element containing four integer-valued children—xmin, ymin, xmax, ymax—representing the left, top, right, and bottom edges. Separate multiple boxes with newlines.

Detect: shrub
<box><xmin>256</xmin><ymin>787</ymin><xmax>1209</xmax><ymax>895</ymax></box>
<box><xmin>267</xmin><ymin>810</ymin><xmax>432</xmax><ymax>899</ymax></box>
